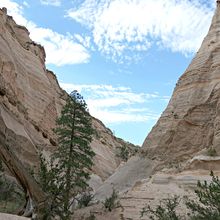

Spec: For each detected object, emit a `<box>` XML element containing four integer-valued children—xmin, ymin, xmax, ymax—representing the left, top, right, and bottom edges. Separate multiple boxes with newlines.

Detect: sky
<box><xmin>0</xmin><ymin>0</ymin><xmax>216</xmax><ymax>145</ymax></box>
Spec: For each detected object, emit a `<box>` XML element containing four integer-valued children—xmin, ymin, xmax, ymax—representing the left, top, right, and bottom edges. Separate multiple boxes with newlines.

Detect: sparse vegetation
<box><xmin>117</xmin><ymin>145</ymin><xmax>130</xmax><ymax>161</ymax></box>
<box><xmin>36</xmin><ymin>91</ymin><xmax>95</xmax><ymax>220</ymax></box>
<box><xmin>116</xmin><ymin>144</ymin><xmax>138</xmax><ymax>161</ymax></box>
<box><xmin>141</xmin><ymin>196</ymin><xmax>181</xmax><ymax>220</ymax></box>
<box><xmin>77</xmin><ymin>191</ymin><xmax>94</xmax><ymax>208</ymax></box>
<box><xmin>37</xmin><ymin>153</ymin><xmax>62</xmax><ymax>219</ymax></box>
<box><xmin>0</xmin><ymin>160</ymin><xmax>25</xmax><ymax>214</ymax></box>
<box><xmin>185</xmin><ymin>171</ymin><xmax>220</xmax><ymax>220</ymax></box>
<box><xmin>141</xmin><ymin>172</ymin><xmax>220</xmax><ymax>220</ymax></box>
<box><xmin>86</xmin><ymin>213</ymin><xmax>96</xmax><ymax>220</ymax></box>
<box><xmin>103</xmin><ymin>189</ymin><xmax>120</xmax><ymax>212</ymax></box>
<box><xmin>93</xmin><ymin>130</ymin><xmax>100</xmax><ymax>139</ymax></box>
<box><xmin>207</xmin><ymin>147</ymin><xmax>217</xmax><ymax>156</ymax></box>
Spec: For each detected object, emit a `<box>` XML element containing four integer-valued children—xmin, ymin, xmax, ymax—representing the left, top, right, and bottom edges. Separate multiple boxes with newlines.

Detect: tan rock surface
<box><xmin>118</xmin><ymin>170</ymin><xmax>216</xmax><ymax>220</ymax></box>
<box><xmin>0</xmin><ymin>213</ymin><xmax>28</xmax><ymax>220</ymax></box>
<box><xmin>142</xmin><ymin>2</ymin><xmax>220</xmax><ymax>163</ymax></box>
<box><xmin>2</xmin><ymin>0</ymin><xmax>220</xmax><ymax>218</ymax></box>
<box><xmin>0</xmin><ymin>7</ymin><xmax>137</xmax><ymax>188</ymax></box>
<box><xmin>76</xmin><ymin>170</ymin><xmax>217</xmax><ymax>220</ymax></box>
<box><xmin>87</xmin><ymin>2</ymin><xmax>220</xmax><ymax>219</ymax></box>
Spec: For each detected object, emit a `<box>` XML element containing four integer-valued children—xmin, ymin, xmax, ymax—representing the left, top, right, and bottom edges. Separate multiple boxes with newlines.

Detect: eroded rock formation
<box><xmin>2</xmin><ymin>0</ymin><xmax>220</xmax><ymax>219</ymax></box>
<box><xmin>87</xmin><ymin>2</ymin><xmax>220</xmax><ymax>220</ymax></box>
<box><xmin>142</xmin><ymin>1</ymin><xmax>220</xmax><ymax>163</ymax></box>
<box><xmin>0</xmin><ymin>6</ymin><xmax>137</xmax><ymax>217</ymax></box>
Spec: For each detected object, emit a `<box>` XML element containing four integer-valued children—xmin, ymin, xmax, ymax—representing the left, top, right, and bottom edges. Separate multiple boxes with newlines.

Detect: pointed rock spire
<box><xmin>142</xmin><ymin>2</ymin><xmax>220</xmax><ymax>164</ymax></box>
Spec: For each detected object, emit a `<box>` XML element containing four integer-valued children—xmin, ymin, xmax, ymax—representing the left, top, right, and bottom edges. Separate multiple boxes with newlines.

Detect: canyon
<box><xmin>1</xmin><ymin>1</ymin><xmax>220</xmax><ymax>220</ymax></box>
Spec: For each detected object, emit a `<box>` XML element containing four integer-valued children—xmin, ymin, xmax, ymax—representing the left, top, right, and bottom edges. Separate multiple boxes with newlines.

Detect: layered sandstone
<box><xmin>2</xmin><ymin>0</ymin><xmax>220</xmax><ymax>219</ymax></box>
<box><xmin>0</xmin><ymin>6</ymin><xmax>137</xmax><ymax>194</ymax></box>
<box><xmin>142</xmin><ymin>2</ymin><xmax>220</xmax><ymax>163</ymax></box>
<box><xmin>88</xmin><ymin>2</ymin><xmax>220</xmax><ymax>219</ymax></box>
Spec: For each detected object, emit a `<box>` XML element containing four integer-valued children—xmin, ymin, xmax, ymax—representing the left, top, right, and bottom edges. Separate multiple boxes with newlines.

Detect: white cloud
<box><xmin>0</xmin><ymin>0</ymin><xmax>90</xmax><ymax>66</ymax></box>
<box><xmin>60</xmin><ymin>83</ymin><xmax>165</xmax><ymax>124</ymax></box>
<box><xmin>23</xmin><ymin>1</ymin><xmax>29</xmax><ymax>7</ymax></box>
<box><xmin>67</xmin><ymin>0</ymin><xmax>215</xmax><ymax>62</ymax></box>
<box><xmin>40</xmin><ymin>0</ymin><xmax>61</xmax><ymax>7</ymax></box>
<box><xmin>28</xmin><ymin>24</ymin><xmax>90</xmax><ymax>65</ymax></box>
<box><xmin>0</xmin><ymin>0</ymin><xmax>27</xmax><ymax>25</ymax></box>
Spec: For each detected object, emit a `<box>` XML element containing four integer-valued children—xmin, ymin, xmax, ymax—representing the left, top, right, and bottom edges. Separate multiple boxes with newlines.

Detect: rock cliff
<box><xmin>0</xmin><ymin>6</ymin><xmax>137</xmax><ymax>203</ymax></box>
<box><xmin>2</xmin><ymin>0</ymin><xmax>220</xmax><ymax>219</ymax></box>
<box><xmin>84</xmin><ymin>2</ymin><xmax>220</xmax><ymax>219</ymax></box>
<box><xmin>142</xmin><ymin>1</ymin><xmax>220</xmax><ymax>164</ymax></box>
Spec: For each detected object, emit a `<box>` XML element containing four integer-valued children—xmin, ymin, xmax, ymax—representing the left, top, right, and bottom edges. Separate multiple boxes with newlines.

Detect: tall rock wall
<box><xmin>142</xmin><ymin>2</ymin><xmax>220</xmax><ymax>164</ymax></box>
<box><xmin>0</xmin><ymin>7</ymin><xmax>137</xmax><ymax>188</ymax></box>
<box><xmin>81</xmin><ymin>3</ymin><xmax>220</xmax><ymax>219</ymax></box>
<box><xmin>93</xmin><ymin>0</ymin><xmax>220</xmax><ymax>207</ymax></box>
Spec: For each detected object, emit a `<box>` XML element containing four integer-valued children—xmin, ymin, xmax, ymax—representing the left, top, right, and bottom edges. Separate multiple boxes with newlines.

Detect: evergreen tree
<box><xmin>141</xmin><ymin>196</ymin><xmax>181</xmax><ymax>220</ymax></box>
<box><xmin>141</xmin><ymin>172</ymin><xmax>220</xmax><ymax>220</ymax></box>
<box><xmin>53</xmin><ymin>90</ymin><xmax>95</xmax><ymax>219</ymax></box>
<box><xmin>38</xmin><ymin>153</ymin><xmax>62</xmax><ymax>219</ymax></box>
<box><xmin>185</xmin><ymin>171</ymin><xmax>220</xmax><ymax>220</ymax></box>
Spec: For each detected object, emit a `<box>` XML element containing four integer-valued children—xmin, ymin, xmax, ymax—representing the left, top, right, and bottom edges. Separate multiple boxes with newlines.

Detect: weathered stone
<box><xmin>0</xmin><ymin>7</ymin><xmax>138</xmax><ymax>217</ymax></box>
<box><xmin>86</xmin><ymin>2</ymin><xmax>220</xmax><ymax>220</ymax></box>
<box><xmin>0</xmin><ymin>213</ymin><xmax>28</xmax><ymax>220</ymax></box>
<box><xmin>142</xmin><ymin>3</ymin><xmax>220</xmax><ymax>163</ymax></box>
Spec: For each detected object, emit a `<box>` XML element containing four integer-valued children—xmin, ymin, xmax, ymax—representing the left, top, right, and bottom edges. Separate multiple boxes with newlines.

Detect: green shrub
<box><xmin>116</xmin><ymin>146</ymin><xmax>129</xmax><ymax>161</ymax></box>
<box><xmin>141</xmin><ymin>172</ymin><xmax>220</xmax><ymax>220</ymax></box>
<box><xmin>141</xmin><ymin>196</ymin><xmax>181</xmax><ymax>220</ymax></box>
<box><xmin>103</xmin><ymin>189</ymin><xmax>120</xmax><ymax>212</ymax></box>
<box><xmin>0</xmin><ymin>160</ymin><xmax>3</xmax><ymax>172</ymax></box>
<box><xmin>77</xmin><ymin>192</ymin><xmax>94</xmax><ymax>208</ymax></box>
<box><xmin>86</xmin><ymin>213</ymin><xmax>96</xmax><ymax>220</ymax></box>
<box><xmin>185</xmin><ymin>171</ymin><xmax>220</xmax><ymax>220</ymax></box>
<box><xmin>0</xmin><ymin>160</ymin><xmax>25</xmax><ymax>214</ymax></box>
<box><xmin>207</xmin><ymin>148</ymin><xmax>217</xmax><ymax>156</ymax></box>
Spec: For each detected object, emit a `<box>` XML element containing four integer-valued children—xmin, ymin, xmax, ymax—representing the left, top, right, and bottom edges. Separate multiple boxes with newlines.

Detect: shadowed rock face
<box><xmin>0</xmin><ymin>7</ymin><xmax>137</xmax><ymax>191</ymax></box>
<box><xmin>142</xmin><ymin>3</ymin><xmax>220</xmax><ymax>163</ymax></box>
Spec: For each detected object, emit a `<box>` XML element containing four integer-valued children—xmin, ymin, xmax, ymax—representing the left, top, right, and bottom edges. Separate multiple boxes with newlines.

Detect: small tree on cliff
<box><xmin>53</xmin><ymin>90</ymin><xmax>95</xmax><ymax>219</ymax></box>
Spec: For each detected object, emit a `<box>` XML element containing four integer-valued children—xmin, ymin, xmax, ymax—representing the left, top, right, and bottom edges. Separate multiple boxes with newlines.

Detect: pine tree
<box><xmin>141</xmin><ymin>172</ymin><xmax>220</xmax><ymax>220</ymax></box>
<box><xmin>185</xmin><ymin>171</ymin><xmax>220</xmax><ymax>220</ymax></box>
<box><xmin>53</xmin><ymin>90</ymin><xmax>95</xmax><ymax>219</ymax></box>
<box><xmin>141</xmin><ymin>196</ymin><xmax>181</xmax><ymax>220</ymax></box>
<box><xmin>38</xmin><ymin>153</ymin><xmax>62</xmax><ymax>219</ymax></box>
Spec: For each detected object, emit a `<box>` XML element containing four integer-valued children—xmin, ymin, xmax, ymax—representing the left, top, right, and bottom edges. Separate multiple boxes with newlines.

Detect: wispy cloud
<box><xmin>40</xmin><ymin>0</ymin><xmax>61</xmax><ymax>7</ymax></box>
<box><xmin>23</xmin><ymin>1</ymin><xmax>29</xmax><ymax>7</ymax></box>
<box><xmin>28</xmin><ymin>24</ymin><xmax>90</xmax><ymax>65</ymax></box>
<box><xmin>67</xmin><ymin>0</ymin><xmax>215</xmax><ymax>63</ymax></box>
<box><xmin>60</xmin><ymin>83</ymin><xmax>167</xmax><ymax>124</ymax></box>
<box><xmin>0</xmin><ymin>0</ymin><xmax>90</xmax><ymax>66</ymax></box>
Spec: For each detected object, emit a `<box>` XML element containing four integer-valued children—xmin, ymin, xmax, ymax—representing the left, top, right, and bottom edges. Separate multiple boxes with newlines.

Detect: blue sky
<box><xmin>0</xmin><ymin>0</ymin><xmax>216</xmax><ymax>145</ymax></box>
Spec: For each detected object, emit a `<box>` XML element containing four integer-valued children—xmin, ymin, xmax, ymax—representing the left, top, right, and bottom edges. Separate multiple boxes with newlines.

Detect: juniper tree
<box><xmin>53</xmin><ymin>90</ymin><xmax>95</xmax><ymax>219</ymax></box>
